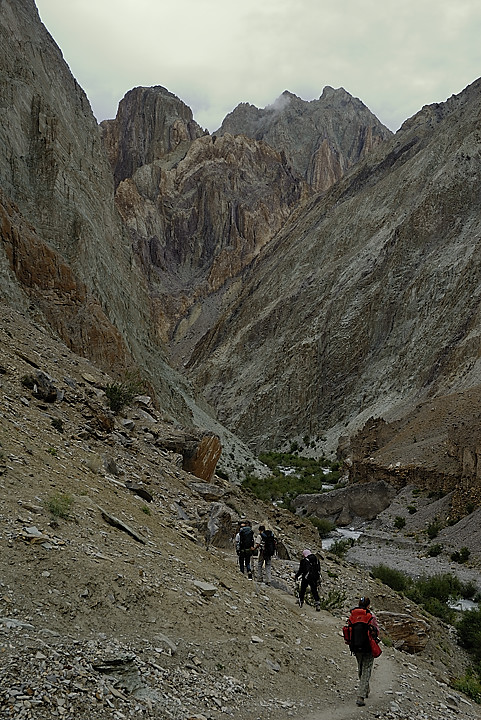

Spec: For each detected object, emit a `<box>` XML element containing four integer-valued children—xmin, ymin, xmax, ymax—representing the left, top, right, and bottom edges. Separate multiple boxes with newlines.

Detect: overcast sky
<box><xmin>35</xmin><ymin>0</ymin><xmax>481</xmax><ymax>133</ymax></box>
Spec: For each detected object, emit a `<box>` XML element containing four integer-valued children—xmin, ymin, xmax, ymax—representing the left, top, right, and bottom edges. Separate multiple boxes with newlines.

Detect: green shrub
<box><xmin>427</xmin><ymin>543</ymin><xmax>444</xmax><ymax>557</ymax></box>
<box><xmin>426</xmin><ymin>519</ymin><xmax>442</xmax><ymax>539</ymax></box>
<box><xmin>394</xmin><ymin>516</ymin><xmax>406</xmax><ymax>529</ymax></box>
<box><xmin>105</xmin><ymin>371</ymin><xmax>144</xmax><ymax>413</ymax></box>
<box><xmin>407</xmin><ymin>573</ymin><xmax>462</xmax><ymax>606</ymax></box>
<box><xmin>45</xmin><ymin>493</ymin><xmax>73</xmax><ymax>520</ymax></box>
<box><xmin>318</xmin><ymin>589</ymin><xmax>346</xmax><ymax>611</ymax></box>
<box><xmin>407</xmin><ymin>505</ymin><xmax>417</xmax><ymax>514</ymax></box>
<box><xmin>310</xmin><ymin>517</ymin><xmax>336</xmax><ymax>538</ymax></box>
<box><xmin>451</xmin><ymin>546</ymin><xmax>471</xmax><ymax>564</ymax></box>
<box><xmin>457</xmin><ymin>609</ymin><xmax>481</xmax><ymax>662</ymax></box>
<box><xmin>328</xmin><ymin>538</ymin><xmax>353</xmax><ymax>558</ymax></box>
<box><xmin>422</xmin><ymin>597</ymin><xmax>456</xmax><ymax>624</ymax></box>
<box><xmin>371</xmin><ymin>564</ymin><xmax>409</xmax><ymax>592</ymax></box>
<box><xmin>243</xmin><ymin>451</ymin><xmax>342</xmax><ymax>505</ymax></box>
<box><xmin>452</xmin><ymin>669</ymin><xmax>481</xmax><ymax>704</ymax></box>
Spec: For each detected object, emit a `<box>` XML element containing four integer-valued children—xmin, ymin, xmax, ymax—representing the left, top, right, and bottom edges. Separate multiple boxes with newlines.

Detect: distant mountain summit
<box><xmin>216</xmin><ymin>87</ymin><xmax>392</xmax><ymax>191</ymax></box>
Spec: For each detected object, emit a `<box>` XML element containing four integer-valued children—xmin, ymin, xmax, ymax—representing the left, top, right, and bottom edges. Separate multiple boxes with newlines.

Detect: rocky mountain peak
<box><xmin>216</xmin><ymin>86</ymin><xmax>392</xmax><ymax>191</ymax></box>
<box><xmin>101</xmin><ymin>85</ymin><xmax>207</xmax><ymax>187</ymax></box>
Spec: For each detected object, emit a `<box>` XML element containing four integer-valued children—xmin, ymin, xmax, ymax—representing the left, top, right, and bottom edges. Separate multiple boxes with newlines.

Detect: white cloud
<box><xmin>36</xmin><ymin>0</ymin><xmax>481</xmax><ymax>132</ymax></box>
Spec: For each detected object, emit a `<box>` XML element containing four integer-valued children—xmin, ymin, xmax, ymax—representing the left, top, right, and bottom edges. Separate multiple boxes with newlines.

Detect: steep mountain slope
<box><xmin>216</xmin><ymin>87</ymin><xmax>392</xmax><ymax>191</ymax></box>
<box><xmin>0</xmin><ymin>303</ymin><xmax>479</xmax><ymax>720</ymax></box>
<box><xmin>186</xmin><ymin>79</ymin><xmax>481</xmax><ymax>465</ymax></box>
<box><xmin>0</xmin><ymin>0</ymin><xmax>267</xmax><ymax>478</ymax></box>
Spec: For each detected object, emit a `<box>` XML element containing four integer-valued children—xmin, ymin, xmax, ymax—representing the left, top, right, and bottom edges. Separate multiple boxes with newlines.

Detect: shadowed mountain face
<box><xmin>3</xmin><ymin>0</ymin><xmax>481</xmax><ymax>500</ymax></box>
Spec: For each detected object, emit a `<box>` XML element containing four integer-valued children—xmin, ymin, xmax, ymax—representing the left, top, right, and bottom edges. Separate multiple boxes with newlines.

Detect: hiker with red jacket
<box><xmin>345</xmin><ymin>596</ymin><xmax>380</xmax><ymax>707</ymax></box>
<box><xmin>295</xmin><ymin>549</ymin><xmax>321</xmax><ymax>611</ymax></box>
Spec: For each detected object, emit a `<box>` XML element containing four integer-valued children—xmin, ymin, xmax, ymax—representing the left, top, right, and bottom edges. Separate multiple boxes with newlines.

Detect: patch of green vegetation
<box><xmin>328</xmin><ymin>538</ymin><xmax>353</xmax><ymax>558</ymax></box>
<box><xmin>44</xmin><ymin>492</ymin><xmax>73</xmax><ymax>520</ymax></box>
<box><xmin>372</xmin><ymin>565</ymin><xmax>477</xmax><ymax>626</ymax></box>
<box><xmin>426</xmin><ymin>518</ymin><xmax>442</xmax><ymax>539</ymax></box>
<box><xmin>407</xmin><ymin>505</ymin><xmax>417</xmax><ymax>514</ymax></box>
<box><xmin>310</xmin><ymin>517</ymin><xmax>336</xmax><ymax>538</ymax></box>
<box><xmin>371</xmin><ymin>564</ymin><xmax>409</xmax><ymax>592</ymax></box>
<box><xmin>141</xmin><ymin>505</ymin><xmax>151</xmax><ymax>515</ymax></box>
<box><xmin>47</xmin><ymin>447</ymin><xmax>57</xmax><ymax>456</ymax></box>
<box><xmin>452</xmin><ymin>669</ymin><xmax>481</xmax><ymax>704</ymax></box>
<box><xmin>318</xmin><ymin>589</ymin><xmax>346</xmax><ymax>611</ymax></box>
<box><xmin>451</xmin><ymin>546</ymin><xmax>471</xmax><ymax>564</ymax></box>
<box><xmin>394</xmin><ymin>515</ymin><xmax>406</xmax><ymax>529</ymax></box>
<box><xmin>242</xmin><ymin>451</ymin><xmax>342</xmax><ymax>506</ymax></box>
<box><xmin>105</xmin><ymin>371</ymin><xmax>144</xmax><ymax>413</ymax></box>
<box><xmin>427</xmin><ymin>543</ymin><xmax>444</xmax><ymax>557</ymax></box>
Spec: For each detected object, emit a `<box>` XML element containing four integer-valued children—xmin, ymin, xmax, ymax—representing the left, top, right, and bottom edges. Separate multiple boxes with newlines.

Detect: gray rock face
<box><xmin>101</xmin><ymin>86</ymin><xmax>206</xmax><ymax>187</ymax></box>
<box><xmin>188</xmin><ymin>78</ymin><xmax>481</xmax><ymax>456</ymax></box>
<box><xmin>0</xmin><ymin>0</ymin><xmax>266</xmax><ymax>478</ymax></box>
<box><xmin>216</xmin><ymin>87</ymin><xmax>392</xmax><ymax>191</ymax></box>
<box><xmin>292</xmin><ymin>481</ymin><xmax>397</xmax><ymax>525</ymax></box>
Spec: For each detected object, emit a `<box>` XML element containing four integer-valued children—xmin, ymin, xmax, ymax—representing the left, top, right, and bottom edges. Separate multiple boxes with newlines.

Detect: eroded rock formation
<box><xmin>216</xmin><ymin>87</ymin><xmax>392</xmax><ymax>191</ymax></box>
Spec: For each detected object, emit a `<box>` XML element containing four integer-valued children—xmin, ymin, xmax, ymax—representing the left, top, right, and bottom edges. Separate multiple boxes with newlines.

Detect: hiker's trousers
<box><xmin>257</xmin><ymin>552</ymin><xmax>272</xmax><ymax>583</ymax></box>
<box><xmin>354</xmin><ymin>652</ymin><xmax>374</xmax><ymax>698</ymax></box>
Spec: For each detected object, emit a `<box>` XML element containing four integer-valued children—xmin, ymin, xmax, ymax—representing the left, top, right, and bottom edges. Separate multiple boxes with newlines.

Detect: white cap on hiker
<box><xmin>302</xmin><ymin>549</ymin><xmax>311</xmax><ymax>557</ymax></box>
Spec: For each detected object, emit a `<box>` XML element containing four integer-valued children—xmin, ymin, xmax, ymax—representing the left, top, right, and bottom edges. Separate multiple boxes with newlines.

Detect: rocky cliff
<box><xmin>102</xmin><ymin>90</ymin><xmax>311</xmax><ymax>357</ymax></box>
<box><xmin>0</xmin><ymin>0</ymin><xmax>267</xmax><ymax>479</ymax></box>
<box><xmin>216</xmin><ymin>87</ymin><xmax>392</xmax><ymax>191</ymax></box>
<box><xmin>187</xmin><ymin>77</ymin><xmax>481</xmax><ymax>493</ymax></box>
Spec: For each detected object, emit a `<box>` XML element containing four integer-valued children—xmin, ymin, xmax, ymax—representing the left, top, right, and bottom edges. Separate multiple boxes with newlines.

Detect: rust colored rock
<box><xmin>183</xmin><ymin>432</ymin><xmax>222</xmax><ymax>483</ymax></box>
<box><xmin>377</xmin><ymin>611</ymin><xmax>430</xmax><ymax>654</ymax></box>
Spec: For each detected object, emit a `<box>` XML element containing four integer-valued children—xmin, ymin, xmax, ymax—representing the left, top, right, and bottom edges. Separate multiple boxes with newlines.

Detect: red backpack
<box><xmin>343</xmin><ymin>607</ymin><xmax>381</xmax><ymax>657</ymax></box>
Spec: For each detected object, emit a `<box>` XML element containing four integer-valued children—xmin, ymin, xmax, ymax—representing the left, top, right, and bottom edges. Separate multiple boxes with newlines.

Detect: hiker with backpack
<box><xmin>294</xmin><ymin>549</ymin><xmax>321</xmax><ymax>611</ymax></box>
<box><xmin>343</xmin><ymin>596</ymin><xmax>381</xmax><ymax>707</ymax></box>
<box><xmin>255</xmin><ymin>524</ymin><xmax>277</xmax><ymax>584</ymax></box>
<box><xmin>234</xmin><ymin>521</ymin><xmax>254</xmax><ymax>578</ymax></box>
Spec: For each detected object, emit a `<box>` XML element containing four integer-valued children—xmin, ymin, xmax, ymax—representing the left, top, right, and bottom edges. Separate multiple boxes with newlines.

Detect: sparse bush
<box><xmin>328</xmin><ymin>538</ymin><xmax>352</xmax><ymax>558</ymax></box>
<box><xmin>310</xmin><ymin>517</ymin><xmax>336</xmax><ymax>538</ymax></box>
<box><xmin>394</xmin><ymin>515</ymin><xmax>406</xmax><ymax>529</ymax></box>
<box><xmin>47</xmin><ymin>447</ymin><xmax>57</xmax><ymax>456</ymax></box>
<box><xmin>407</xmin><ymin>505</ymin><xmax>417</xmax><ymax>514</ymax></box>
<box><xmin>105</xmin><ymin>371</ymin><xmax>144</xmax><ymax>413</ymax></box>
<box><xmin>141</xmin><ymin>505</ymin><xmax>151</xmax><ymax>515</ymax></box>
<box><xmin>45</xmin><ymin>493</ymin><xmax>73</xmax><ymax>520</ymax></box>
<box><xmin>452</xmin><ymin>669</ymin><xmax>481</xmax><ymax>704</ymax></box>
<box><xmin>427</xmin><ymin>543</ymin><xmax>443</xmax><ymax>557</ymax></box>
<box><xmin>426</xmin><ymin>519</ymin><xmax>442</xmax><ymax>539</ymax></box>
<box><xmin>318</xmin><ymin>589</ymin><xmax>347</xmax><ymax>611</ymax></box>
<box><xmin>371</xmin><ymin>564</ymin><xmax>409</xmax><ymax>592</ymax></box>
<box><xmin>451</xmin><ymin>546</ymin><xmax>471</xmax><ymax>564</ymax></box>
<box><xmin>51</xmin><ymin>418</ymin><xmax>64</xmax><ymax>433</ymax></box>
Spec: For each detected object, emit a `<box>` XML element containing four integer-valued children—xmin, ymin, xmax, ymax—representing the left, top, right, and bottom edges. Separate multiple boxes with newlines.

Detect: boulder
<box><xmin>377</xmin><ymin>611</ymin><xmax>430</xmax><ymax>654</ymax></box>
<box><xmin>204</xmin><ymin>502</ymin><xmax>236</xmax><ymax>548</ymax></box>
<box><xmin>190</xmin><ymin>483</ymin><xmax>225</xmax><ymax>501</ymax></box>
<box><xmin>291</xmin><ymin>481</ymin><xmax>397</xmax><ymax>525</ymax></box>
<box><xmin>156</xmin><ymin>430</ymin><xmax>222</xmax><ymax>482</ymax></box>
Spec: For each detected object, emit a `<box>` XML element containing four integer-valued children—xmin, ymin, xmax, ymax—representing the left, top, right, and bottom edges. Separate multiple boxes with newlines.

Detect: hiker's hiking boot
<box><xmin>356</xmin><ymin>697</ymin><xmax>365</xmax><ymax>706</ymax></box>
<box><xmin>247</xmin><ymin>571</ymin><xmax>252</xmax><ymax>579</ymax></box>
<box><xmin>315</xmin><ymin>602</ymin><xmax>320</xmax><ymax>611</ymax></box>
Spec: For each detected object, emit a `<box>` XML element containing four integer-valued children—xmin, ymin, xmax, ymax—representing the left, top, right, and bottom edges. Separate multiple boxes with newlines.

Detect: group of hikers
<box><xmin>234</xmin><ymin>520</ymin><xmax>381</xmax><ymax>708</ymax></box>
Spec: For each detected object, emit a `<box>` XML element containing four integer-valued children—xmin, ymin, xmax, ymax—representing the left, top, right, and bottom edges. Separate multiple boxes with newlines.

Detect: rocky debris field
<box><xmin>1</xmin><ymin>303</ymin><xmax>481</xmax><ymax>720</ymax></box>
